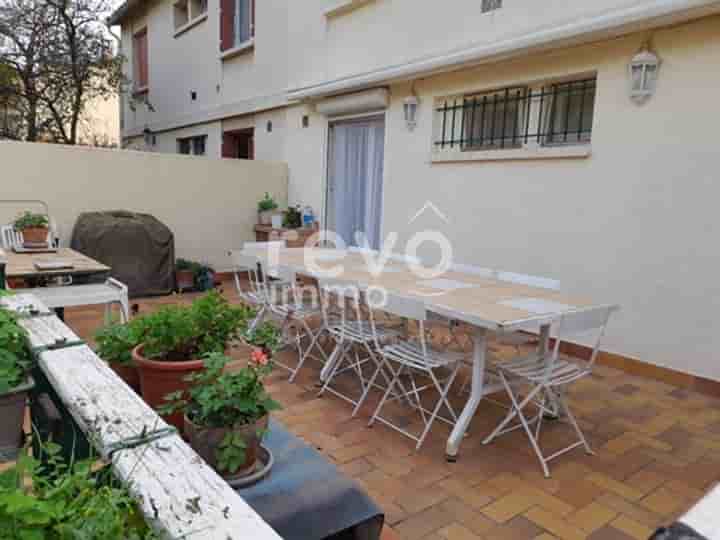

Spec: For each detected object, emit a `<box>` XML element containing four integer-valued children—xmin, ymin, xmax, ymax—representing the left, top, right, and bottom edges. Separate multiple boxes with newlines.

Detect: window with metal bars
<box><xmin>434</xmin><ymin>77</ymin><xmax>597</xmax><ymax>152</ymax></box>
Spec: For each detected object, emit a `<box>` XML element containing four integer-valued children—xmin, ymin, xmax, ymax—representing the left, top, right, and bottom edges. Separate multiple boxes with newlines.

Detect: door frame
<box><xmin>323</xmin><ymin>112</ymin><xmax>387</xmax><ymax>249</ymax></box>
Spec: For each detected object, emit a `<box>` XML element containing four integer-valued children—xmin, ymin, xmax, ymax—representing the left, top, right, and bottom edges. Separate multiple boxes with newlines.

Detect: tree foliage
<box><xmin>0</xmin><ymin>0</ymin><xmax>124</xmax><ymax>144</ymax></box>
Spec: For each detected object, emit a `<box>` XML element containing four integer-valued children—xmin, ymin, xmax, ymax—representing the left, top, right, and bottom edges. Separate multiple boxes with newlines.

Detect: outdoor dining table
<box><xmin>246</xmin><ymin>247</ymin><xmax>614</xmax><ymax>460</ymax></box>
<box><xmin>3</xmin><ymin>247</ymin><xmax>110</xmax><ymax>282</ymax></box>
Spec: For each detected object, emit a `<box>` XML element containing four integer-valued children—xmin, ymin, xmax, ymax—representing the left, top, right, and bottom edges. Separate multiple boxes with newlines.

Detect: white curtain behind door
<box><xmin>328</xmin><ymin>118</ymin><xmax>385</xmax><ymax>249</ymax></box>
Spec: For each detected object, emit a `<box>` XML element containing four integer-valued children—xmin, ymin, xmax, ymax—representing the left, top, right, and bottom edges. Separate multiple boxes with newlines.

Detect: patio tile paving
<box><xmin>61</xmin><ymin>279</ymin><xmax>720</xmax><ymax>539</ymax></box>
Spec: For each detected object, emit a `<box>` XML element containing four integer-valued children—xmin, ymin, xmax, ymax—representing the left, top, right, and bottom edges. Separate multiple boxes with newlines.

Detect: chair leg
<box><xmin>289</xmin><ymin>322</ymin><xmax>321</xmax><ymax>383</ymax></box>
<box><xmin>556</xmin><ymin>390</ymin><xmax>594</xmax><ymax>455</ymax></box>
<box><xmin>416</xmin><ymin>364</ymin><xmax>462</xmax><ymax>450</ymax></box>
<box><xmin>318</xmin><ymin>342</ymin><xmax>345</xmax><ymax>397</ymax></box>
<box><xmin>368</xmin><ymin>362</ymin><xmax>404</xmax><ymax>428</ymax></box>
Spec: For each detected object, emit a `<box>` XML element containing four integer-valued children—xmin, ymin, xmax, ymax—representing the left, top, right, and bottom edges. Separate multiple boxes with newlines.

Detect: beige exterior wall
<box><xmin>0</xmin><ymin>141</ymin><xmax>288</xmax><ymax>270</ymax></box>
<box><xmin>111</xmin><ymin>1</ymin><xmax>720</xmax><ymax>380</ymax></box>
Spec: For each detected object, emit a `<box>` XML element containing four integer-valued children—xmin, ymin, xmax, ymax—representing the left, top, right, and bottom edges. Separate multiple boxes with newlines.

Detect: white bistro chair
<box><xmin>483</xmin><ymin>305</ymin><xmax>617</xmax><ymax>477</ymax></box>
<box><xmin>268</xmin><ymin>265</ymin><xmax>329</xmax><ymax>382</ymax></box>
<box><xmin>229</xmin><ymin>241</ymin><xmax>289</xmax><ymax>330</ymax></box>
<box><xmin>367</xmin><ymin>292</ymin><xmax>469</xmax><ymax>450</ymax></box>
<box><xmin>317</xmin><ymin>279</ymin><xmax>400</xmax><ymax>417</ymax></box>
<box><xmin>1</xmin><ymin>225</ymin><xmax>23</xmax><ymax>250</ymax></box>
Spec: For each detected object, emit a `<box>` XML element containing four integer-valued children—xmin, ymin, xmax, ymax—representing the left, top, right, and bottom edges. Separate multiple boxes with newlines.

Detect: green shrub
<box><xmin>0</xmin><ymin>444</ymin><xmax>156</xmax><ymax>540</ymax></box>
<box><xmin>257</xmin><ymin>192</ymin><xmax>278</xmax><ymax>212</ymax></box>
<box><xmin>94</xmin><ymin>317</ymin><xmax>150</xmax><ymax>366</ymax></box>
<box><xmin>0</xmin><ymin>307</ymin><xmax>31</xmax><ymax>394</ymax></box>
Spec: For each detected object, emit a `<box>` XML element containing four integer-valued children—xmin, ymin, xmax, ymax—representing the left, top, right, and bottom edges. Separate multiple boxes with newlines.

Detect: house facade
<box><xmin>112</xmin><ymin>0</ymin><xmax>720</xmax><ymax>383</ymax></box>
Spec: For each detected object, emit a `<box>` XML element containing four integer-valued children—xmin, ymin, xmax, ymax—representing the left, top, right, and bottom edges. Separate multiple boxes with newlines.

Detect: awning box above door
<box><xmin>315</xmin><ymin>88</ymin><xmax>389</xmax><ymax>117</ymax></box>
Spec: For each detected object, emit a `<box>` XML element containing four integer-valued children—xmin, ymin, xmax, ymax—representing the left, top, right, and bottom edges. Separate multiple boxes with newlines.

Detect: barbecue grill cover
<box><xmin>70</xmin><ymin>211</ymin><xmax>174</xmax><ymax>298</ymax></box>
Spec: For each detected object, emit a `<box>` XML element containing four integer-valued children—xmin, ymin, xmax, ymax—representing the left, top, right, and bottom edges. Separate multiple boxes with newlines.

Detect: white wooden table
<box><xmin>244</xmin><ymin>247</ymin><xmax>617</xmax><ymax>460</ymax></box>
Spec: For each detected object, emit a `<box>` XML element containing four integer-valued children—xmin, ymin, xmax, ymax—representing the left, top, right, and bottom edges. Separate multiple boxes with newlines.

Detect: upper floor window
<box><xmin>482</xmin><ymin>0</ymin><xmax>502</xmax><ymax>13</ymax></box>
<box><xmin>133</xmin><ymin>28</ymin><xmax>149</xmax><ymax>92</ymax></box>
<box><xmin>173</xmin><ymin>0</ymin><xmax>207</xmax><ymax>31</ymax></box>
<box><xmin>220</xmin><ymin>0</ymin><xmax>254</xmax><ymax>52</ymax></box>
<box><xmin>178</xmin><ymin>135</ymin><xmax>207</xmax><ymax>156</ymax></box>
<box><xmin>434</xmin><ymin>77</ymin><xmax>597</xmax><ymax>152</ymax></box>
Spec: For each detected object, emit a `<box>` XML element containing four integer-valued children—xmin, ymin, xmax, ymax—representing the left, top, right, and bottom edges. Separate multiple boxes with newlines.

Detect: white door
<box><xmin>326</xmin><ymin>116</ymin><xmax>385</xmax><ymax>249</ymax></box>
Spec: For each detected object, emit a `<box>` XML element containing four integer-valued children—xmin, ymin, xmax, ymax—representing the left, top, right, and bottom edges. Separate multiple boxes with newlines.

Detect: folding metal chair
<box><xmin>229</xmin><ymin>244</ymin><xmax>289</xmax><ymax>331</ymax></box>
<box><xmin>483</xmin><ymin>305</ymin><xmax>617</xmax><ymax>477</ymax></box>
<box><xmin>317</xmin><ymin>279</ymin><xmax>400</xmax><ymax>417</ymax></box>
<box><xmin>367</xmin><ymin>293</ymin><xmax>470</xmax><ymax>450</ymax></box>
<box><xmin>269</xmin><ymin>265</ymin><xmax>329</xmax><ymax>382</ymax></box>
<box><xmin>1</xmin><ymin>225</ymin><xmax>22</xmax><ymax>249</ymax></box>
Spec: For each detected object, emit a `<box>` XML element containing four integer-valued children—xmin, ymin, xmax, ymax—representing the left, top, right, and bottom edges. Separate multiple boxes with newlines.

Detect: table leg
<box><xmin>446</xmin><ymin>327</ymin><xmax>487</xmax><ymax>461</ymax></box>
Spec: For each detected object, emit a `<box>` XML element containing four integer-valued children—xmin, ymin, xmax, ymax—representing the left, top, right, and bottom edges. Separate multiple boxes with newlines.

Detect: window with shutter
<box><xmin>220</xmin><ymin>0</ymin><xmax>254</xmax><ymax>52</ymax></box>
<box><xmin>133</xmin><ymin>29</ymin><xmax>148</xmax><ymax>91</ymax></box>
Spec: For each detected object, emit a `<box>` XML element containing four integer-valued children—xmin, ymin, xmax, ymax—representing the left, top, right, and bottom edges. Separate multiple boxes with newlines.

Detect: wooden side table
<box><xmin>254</xmin><ymin>224</ymin><xmax>319</xmax><ymax>248</ymax></box>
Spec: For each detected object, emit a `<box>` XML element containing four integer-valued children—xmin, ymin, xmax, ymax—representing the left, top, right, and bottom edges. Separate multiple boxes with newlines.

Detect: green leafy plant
<box><xmin>176</xmin><ymin>259</ymin><xmax>215</xmax><ymax>291</ymax></box>
<box><xmin>0</xmin><ymin>444</ymin><xmax>157</xmax><ymax>540</ymax></box>
<box><xmin>257</xmin><ymin>192</ymin><xmax>278</xmax><ymax>212</ymax></box>
<box><xmin>283</xmin><ymin>206</ymin><xmax>302</xmax><ymax>229</ymax></box>
<box><xmin>175</xmin><ymin>258</ymin><xmax>197</xmax><ymax>272</ymax></box>
<box><xmin>0</xmin><ymin>307</ymin><xmax>31</xmax><ymax>394</ymax></box>
<box><xmin>241</xmin><ymin>321</ymin><xmax>281</xmax><ymax>355</ymax></box>
<box><xmin>94</xmin><ymin>317</ymin><xmax>150</xmax><ymax>366</ymax></box>
<box><xmin>161</xmin><ymin>352</ymin><xmax>280</xmax><ymax>474</ymax></box>
<box><xmin>13</xmin><ymin>211</ymin><xmax>49</xmax><ymax>231</ymax></box>
<box><xmin>141</xmin><ymin>291</ymin><xmax>253</xmax><ymax>362</ymax></box>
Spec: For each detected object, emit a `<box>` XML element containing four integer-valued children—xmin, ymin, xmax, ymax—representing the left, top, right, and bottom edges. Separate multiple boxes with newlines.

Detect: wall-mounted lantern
<box><xmin>403</xmin><ymin>95</ymin><xmax>419</xmax><ymax>131</ymax></box>
<box><xmin>629</xmin><ymin>45</ymin><xmax>660</xmax><ymax>103</ymax></box>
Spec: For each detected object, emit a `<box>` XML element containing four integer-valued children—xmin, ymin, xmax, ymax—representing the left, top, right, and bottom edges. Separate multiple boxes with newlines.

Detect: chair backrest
<box><xmin>368</xmin><ymin>291</ymin><xmax>429</xmax><ymax>354</ymax></box>
<box><xmin>318</xmin><ymin>278</ymin><xmax>365</xmax><ymax>336</ymax></box>
<box><xmin>1</xmin><ymin>225</ymin><xmax>22</xmax><ymax>249</ymax></box>
<box><xmin>228</xmin><ymin>250</ymin><xmax>268</xmax><ymax>304</ymax></box>
<box><xmin>452</xmin><ymin>263</ymin><xmax>497</xmax><ymax>279</ymax></box>
<box><xmin>497</xmin><ymin>271</ymin><xmax>561</xmax><ymax>291</ymax></box>
<box><xmin>551</xmin><ymin>305</ymin><xmax>617</xmax><ymax>369</ymax></box>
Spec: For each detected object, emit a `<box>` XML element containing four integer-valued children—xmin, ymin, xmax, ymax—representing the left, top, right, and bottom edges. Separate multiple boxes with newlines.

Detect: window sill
<box><xmin>220</xmin><ymin>39</ymin><xmax>255</xmax><ymax>61</ymax></box>
<box><xmin>173</xmin><ymin>13</ymin><xmax>208</xmax><ymax>38</ymax></box>
<box><xmin>430</xmin><ymin>144</ymin><xmax>591</xmax><ymax>164</ymax></box>
<box><xmin>324</xmin><ymin>0</ymin><xmax>375</xmax><ymax>18</ymax></box>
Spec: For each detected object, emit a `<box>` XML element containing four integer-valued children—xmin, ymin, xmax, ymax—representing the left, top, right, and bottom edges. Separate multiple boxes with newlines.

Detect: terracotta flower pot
<box><xmin>110</xmin><ymin>362</ymin><xmax>141</xmax><ymax>394</ymax></box>
<box><xmin>0</xmin><ymin>378</ymin><xmax>34</xmax><ymax>463</ymax></box>
<box><xmin>185</xmin><ymin>414</ymin><xmax>268</xmax><ymax>479</ymax></box>
<box><xmin>133</xmin><ymin>345</ymin><xmax>205</xmax><ymax>431</ymax></box>
<box><xmin>176</xmin><ymin>269</ymin><xmax>195</xmax><ymax>292</ymax></box>
<box><xmin>21</xmin><ymin>227</ymin><xmax>48</xmax><ymax>244</ymax></box>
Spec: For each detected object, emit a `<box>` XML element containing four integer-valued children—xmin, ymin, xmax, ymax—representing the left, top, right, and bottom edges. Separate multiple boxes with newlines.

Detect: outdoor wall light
<box><xmin>403</xmin><ymin>95</ymin><xmax>419</xmax><ymax>131</ymax></box>
<box><xmin>629</xmin><ymin>44</ymin><xmax>660</xmax><ymax>103</ymax></box>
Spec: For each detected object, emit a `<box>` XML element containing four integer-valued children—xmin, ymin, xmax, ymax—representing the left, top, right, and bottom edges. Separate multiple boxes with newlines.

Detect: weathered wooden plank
<box><xmin>114</xmin><ymin>434</ymin><xmax>281</xmax><ymax>540</ymax></box>
<box><xmin>38</xmin><ymin>346</ymin><xmax>171</xmax><ymax>459</ymax></box>
<box><xmin>0</xmin><ymin>293</ymin><xmax>51</xmax><ymax>316</ymax></box>
<box><xmin>5</xmin><ymin>247</ymin><xmax>110</xmax><ymax>279</ymax></box>
<box><xmin>19</xmin><ymin>315</ymin><xmax>81</xmax><ymax>351</ymax></box>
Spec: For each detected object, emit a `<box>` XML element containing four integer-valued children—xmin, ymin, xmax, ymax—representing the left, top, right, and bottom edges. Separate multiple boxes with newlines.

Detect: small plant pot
<box><xmin>0</xmin><ymin>378</ymin><xmax>34</xmax><ymax>462</ymax></box>
<box><xmin>133</xmin><ymin>345</ymin><xmax>205</xmax><ymax>432</ymax></box>
<box><xmin>184</xmin><ymin>414</ymin><xmax>268</xmax><ymax>479</ymax></box>
<box><xmin>109</xmin><ymin>363</ymin><xmax>141</xmax><ymax>394</ymax></box>
<box><xmin>176</xmin><ymin>269</ymin><xmax>195</xmax><ymax>292</ymax></box>
<box><xmin>21</xmin><ymin>227</ymin><xmax>48</xmax><ymax>244</ymax></box>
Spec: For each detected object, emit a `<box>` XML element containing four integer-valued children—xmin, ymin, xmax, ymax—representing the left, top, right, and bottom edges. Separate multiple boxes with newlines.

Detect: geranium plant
<box><xmin>161</xmin><ymin>352</ymin><xmax>281</xmax><ymax>475</ymax></box>
<box><xmin>0</xmin><ymin>307</ymin><xmax>31</xmax><ymax>394</ymax></box>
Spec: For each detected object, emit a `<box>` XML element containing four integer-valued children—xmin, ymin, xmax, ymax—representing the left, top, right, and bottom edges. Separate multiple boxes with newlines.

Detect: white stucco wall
<box><xmin>362</xmin><ymin>18</ymin><xmax>719</xmax><ymax>380</ymax></box>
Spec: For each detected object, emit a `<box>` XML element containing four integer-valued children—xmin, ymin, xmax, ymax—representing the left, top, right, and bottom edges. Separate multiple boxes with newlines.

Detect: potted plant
<box><xmin>175</xmin><ymin>258</ymin><xmax>197</xmax><ymax>291</ymax></box>
<box><xmin>13</xmin><ymin>211</ymin><xmax>49</xmax><ymax>245</ymax></box>
<box><xmin>0</xmin><ymin>305</ymin><xmax>34</xmax><ymax>462</ymax></box>
<box><xmin>161</xmin><ymin>352</ymin><xmax>280</xmax><ymax>481</ymax></box>
<box><xmin>94</xmin><ymin>318</ymin><xmax>148</xmax><ymax>393</ymax></box>
<box><xmin>283</xmin><ymin>205</ymin><xmax>302</xmax><ymax>229</ymax></box>
<box><xmin>132</xmin><ymin>291</ymin><xmax>252</xmax><ymax>430</ymax></box>
<box><xmin>257</xmin><ymin>192</ymin><xmax>280</xmax><ymax>225</ymax></box>
<box><xmin>0</xmin><ymin>445</ymin><xmax>155</xmax><ymax>539</ymax></box>
<box><xmin>194</xmin><ymin>262</ymin><xmax>216</xmax><ymax>292</ymax></box>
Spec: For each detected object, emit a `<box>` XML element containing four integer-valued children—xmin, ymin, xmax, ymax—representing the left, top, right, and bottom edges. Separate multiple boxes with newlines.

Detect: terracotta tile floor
<box><xmin>63</xmin><ymin>282</ymin><xmax>720</xmax><ymax>540</ymax></box>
